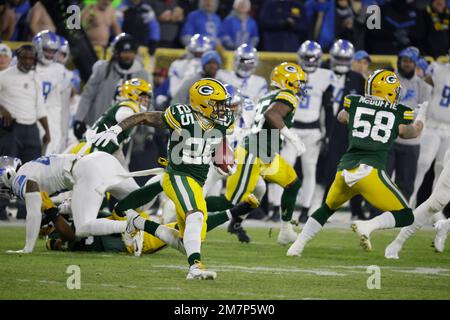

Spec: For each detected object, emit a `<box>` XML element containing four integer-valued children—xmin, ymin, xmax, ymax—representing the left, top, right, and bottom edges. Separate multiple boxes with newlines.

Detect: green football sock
<box><xmin>114</xmin><ymin>181</ymin><xmax>163</xmax><ymax>215</ymax></box>
<box><xmin>188</xmin><ymin>253</ymin><xmax>201</xmax><ymax>266</ymax></box>
<box><xmin>391</xmin><ymin>208</ymin><xmax>414</xmax><ymax>227</ymax></box>
<box><xmin>206</xmin><ymin>195</ymin><xmax>233</xmax><ymax>212</ymax></box>
<box><xmin>311</xmin><ymin>203</ymin><xmax>335</xmax><ymax>226</ymax></box>
<box><xmin>281</xmin><ymin>179</ymin><xmax>302</xmax><ymax>222</ymax></box>
<box><xmin>206</xmin><ymin>202</ymin><xmax>253</xmax><ymax>232</ymax></box>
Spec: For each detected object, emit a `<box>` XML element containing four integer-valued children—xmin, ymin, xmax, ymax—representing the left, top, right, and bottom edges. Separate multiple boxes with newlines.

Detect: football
<box><xmin>213</xmin><ymin>138</ymin><xmax>235</xmax><ymax>174</ymax></box>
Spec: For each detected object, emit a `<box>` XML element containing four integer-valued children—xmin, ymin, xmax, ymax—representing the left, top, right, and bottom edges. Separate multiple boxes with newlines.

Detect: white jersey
<box><xmin>294</xmin><ymin>68</ymin><xmax>334</xmax><ymax>123</ymax></box>
<box><xmin>11</xmin><ymin>154</ymin><xmax>77</xmax><ymax>200</ymax></box>
<box><xmin>169</xmin><ymin>57</ymin><xmax>201</xmax><ymax>98</ymax></box>
<box><xmin>427</xmin><ymin>62</ymin><xmax>450</xmax><ymax>125</ymax></box>
<box><xmin>331</xmin><ymin>73</ymin><xmax>346</xmax><ymax>115</ymax></box>
<box><xmin>218</xmin><ymin>70</ymin><xmax>268</xmax><ymax>104</ymax></box>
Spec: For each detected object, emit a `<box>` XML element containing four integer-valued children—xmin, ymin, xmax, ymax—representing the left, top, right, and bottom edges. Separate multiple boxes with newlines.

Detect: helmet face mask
<box><xmin>234</xmin><ymin>44</ymin><xmax>258</xmax><ymax>78</ymax></box>
<box><xmin>330</xmin><ymin>39</ymin><xmax>354</xmax><ymax>74</ymax></box>
<box><xmin>32</xmin><ymin>30</ymin><xmax>60</xmax><ymax>65</ymax></box>
<box><xmin>0</xmin><ymin>156</ymin><xmax>21</xmax><ymax>197</ymax></box>
<box><xmin>120</xmin><ymin>78</ymin><xmax>152</xmax><ymax>111</ymax></box>
<box><xmin>270</xmin><ymin>62</ymin><xmax>307</xmax><ymax>97</ymax></box>
<box><xmin>297</xmin><ymin>40</ymin><xmax>322</xmax><ymax>74</ymax></box>
<box><xmin>187</xmin><ymin>34</ymin><xmax>213</xmax><ymax>57</ymax></box>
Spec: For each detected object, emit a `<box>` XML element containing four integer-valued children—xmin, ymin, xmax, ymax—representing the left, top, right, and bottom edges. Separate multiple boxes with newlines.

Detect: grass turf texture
<box><xmin>0</xmin><ymin>226</ymin><xmax>449</xmax><ymax>300</ymax></box>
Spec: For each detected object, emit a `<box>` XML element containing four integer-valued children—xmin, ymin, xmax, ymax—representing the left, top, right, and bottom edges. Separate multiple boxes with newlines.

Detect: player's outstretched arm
<box><xmin>399</xmin><ymin>121</ymin><xmax>424</xmax><ymax>139</ymax></box>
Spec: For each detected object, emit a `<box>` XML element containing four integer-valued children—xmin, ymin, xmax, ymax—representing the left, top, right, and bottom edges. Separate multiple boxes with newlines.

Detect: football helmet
<box><xmin>57</xmin><ymin>35</ymin><xmax>70</xmax><ymax>65</ymax></box>
<box><xmin>330</xmin><ymin>39</ymin><xmax>354</xmax><ymax>74</ymax></box>
<box><xmin>233</xmin><ymin>44</ymin><xmax>258</xmax><ymax>78</ymax></box>
<box><xmin>270</xmin><ymin>62</ymin><xmax>307</xmax><ymax>97</ymax></box>
<box><xmin>186</xmin><ymin>34</ymin><xmax>213</xmax><ymax>57</ymax></box>
<box><xmin>365</xmin><ymin>69</ymin><xmax>401</xmax><ymax>105</ymax></box>
<box><xmin>224</xmin><ymin>83</ymin><xmax>243</xmax><ymax>117</ymax></box>
<box><xmin>120</xmin><ymin>78</ymin><xmax>152</xmax><ymax>111</ymax></box>
<box><xmin>297</xmin><ymin>40</ymin><xmax>322</xmax><ymax>74</ymax></box>
<box><xmin>0</xmin><ymin>156</ymin><xmax>22</xmax><ymax>199</ymax></box>
<box><xmin>189</xmin><ymin>78</ymin><xmax>231</xmax><ymax>123</ymax></box>
<box><xmin>32</xmin><ymin>30</ymin><xmax>60</xmax><ymax>65</ymax></box>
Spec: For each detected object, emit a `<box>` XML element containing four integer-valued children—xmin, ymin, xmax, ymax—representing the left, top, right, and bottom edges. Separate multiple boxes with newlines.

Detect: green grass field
<box><xmin>0</xmin><ymin>225</ymin><xmax>449</xmax><ymax>300</ymax></box>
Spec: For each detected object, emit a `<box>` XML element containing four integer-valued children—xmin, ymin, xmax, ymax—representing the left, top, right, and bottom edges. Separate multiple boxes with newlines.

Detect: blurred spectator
<box><xmin>81</xmin><ymin>0</ymin><xmax>122</xmax><ymax>48</ymax></box>
<box><xmin>259</xmin><ymin>0</ymin><xmax>307</xmax><ymax>52</ymax></box>
<box><xmin>168</xmin><ymin>33</ymin><xmax>212</xmax><ymax>99</ymax></box>
<box><xmin>122</xmin><ymin>0</ymin><xmax>160</xmax><ymax>55</ymax></box>
<box><xmin>178</xmin><ymin>0</ymin><xmax>198</xmax><ymax>16</ymax></box>
<box><xmin>364</xmin><ymin>0</ymin><xmax>421</xmax><ymax>54</ymax></box>
<box><xmin>171</xmin><ymin>50</ymin><xmax>224</xmax><ymax>105</ymax></box>
<box><xmin>416</xmin><ymin>0</ymin><xmax>450</xmax><ymax>58</ymax></box>
<box><xmin>219</xmin><ymin>0</ymin><xmax>259</xmax><ymax>50</ymax></box>
<box><xmin>217</xmin><ymin>0</ymin><xmax>234</xmax><ymax>19</ymax></box>
<box><xmin>180</xmin><ymin>0</ymin><xmax>222</xmax><ymax>46</ymax></box>
<box><xmin>351</xmin><ymin>50</ymin><xmax>371</xmax><ymax>79</ymax></box>
<box><xmin>0</xmin><ymin>0</ymin><xmax>16</xmax><ymax>40</ymax></box>
<box><xmin>8</xmin><ymin>0</ymin><xmax>31</xmax><ymax>41</ymax></box>
<box><xmin>28</xmin><ymin>1</ymin><xmax>56</xmax><ymax>36</ymax></box>
<box><xmin>150</xmin><ymin>0</ymin><xmax>184</xmax><ymax>48</ymax></box>
<box><xmin>0</xmin><ymin>44</ymin><xmax>50</xmax><ymax>220</ymax></box>
<box><xmin>153</xmin><ymin>67</ymin><xmax>169</xmax><ymax>110</ymax></box>
<box><xmin>74</xmin><ymin>33</ymin><xmax>149</xmax><ymax>139</ymax></box>
<box><xmin>304</xmin><ymin>0</ymin><xmax>335</xmax><ymax>52</ymax></box>
<box><xmin>0</xmin><ymin>43</ymin><xmax>12</xmax><ymax>71</ymax></box>
<box><xmin>335</xmin><ymin>0</ymin><xmax>355</xmax><ymax>43</ymax></box>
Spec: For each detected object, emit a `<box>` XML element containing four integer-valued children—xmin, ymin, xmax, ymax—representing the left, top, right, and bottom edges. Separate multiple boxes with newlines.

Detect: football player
<box><xmin>385</xmin><ymin>149</ymin><xmax>450</xmax><ymax>258</ymax></box>
<box><xmin>168</xmin><ymin>34</ymin><xmax>212</xmax><ymax>99</ymax></box>
<box><xmin>287</xmin><ymin>69</ymin><xmax>425</xmax><ymax>257</ymax></box>
<box><xmin>0</xmin><ymin>152</ymin><xmax>157</xmax><ymax>254</ymax></box>
<box><xmin>206</xmin><ymin>62</ymin><xmax>307</xmax><ymax>245</ymax></box>
<box><xmin>268</xmin><ymin>41</ymin><xmax>334</xmax><ymax>223</ymax></box>
<box><xmin>410</xmin><ymin>54</ymin><xmax>450</xmax><ymax>210</ymax></box>
<box><xmin>91</xmin><ymin>78</ymin><xmax>234</xmax><ymax>280</ymax></box>
<box><xmin>32</xmin><ymin>30</ymin><xmax>71</xmax><ymax>155</ymax></box>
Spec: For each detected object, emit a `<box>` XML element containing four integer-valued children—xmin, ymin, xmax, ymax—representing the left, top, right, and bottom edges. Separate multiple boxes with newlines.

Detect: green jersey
<box><xmin>245</xmin><ymin>89</ymin><xmax>299</xmax><ymax>160</ymax></box>
<box><xmin>338</xmin><ymin>94</ymin><xmax>414</xmax><ymax>171</ymax></box>
<box><xmin>162</xmin><ymin>104</ymin><xmax>234</xmax><ymax>185</ymax></box>
<box><xmin>91</xmin><ymin>100</ymin><xmax>139</xmax><ymax>154</ymax></box>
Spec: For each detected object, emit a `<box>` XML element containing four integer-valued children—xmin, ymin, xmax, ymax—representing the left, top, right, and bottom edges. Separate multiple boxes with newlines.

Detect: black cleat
<box><xmin>227</xmin><ymin>220</ymin><xmax>250</xmax><ymax>243</ymax></box>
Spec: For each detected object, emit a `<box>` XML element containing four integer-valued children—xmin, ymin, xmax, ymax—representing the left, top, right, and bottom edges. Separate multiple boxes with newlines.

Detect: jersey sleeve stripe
<box><xmin>275</xmin><ymin>93</ymin><xmax>298</xmax><ymax>108</ymax></box>
<box><xmin>343</xmin><ymin>97</ymin><xmax>351</xmax><ymax>108</ymax></box>
<box><xmin>164</xmin><ymin>109</ymin><xmax>181</xmax><ymax>130</ymax></box>
<box><xmin>119</xmin><ymin>101</ymin><xmax>139</xmax><ymax>113</ymax></box>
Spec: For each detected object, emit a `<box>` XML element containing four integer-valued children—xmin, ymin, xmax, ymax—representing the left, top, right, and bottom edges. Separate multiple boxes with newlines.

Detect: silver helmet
<box><xmin>0</xmin><ymin>156</ymin><xmax>21</xmax><ymax>199</ymax></box>
<box><xmin>57</xmin><ymin>35</ymin><xmax>70</xmax><ymax>65</ymax></box>
<box><xmin>297</xmin><ymin>40</ymin><xmax>322</xmax><ymax>74</ymax></box>
<box><xmin>186</xmin><ymin>34</ymin><xmax>213</xmax><ymax>57</ymax></box>
<box><xmin>330</xmin><ymin>39</ymin><xmax>354</xmax><ymax>74</ymax></box>
<box><xmin>233</xmin><ymin>44</ymin><xmax>258</xmax><ymax>78</ymax></box>
<box><xmin>32</xmin><ymin>30</ymin><xmax>60</xmax><ymax>65</ymax></box>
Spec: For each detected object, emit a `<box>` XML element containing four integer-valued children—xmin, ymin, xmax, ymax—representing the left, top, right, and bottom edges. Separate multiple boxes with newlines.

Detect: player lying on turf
<box><xmin>287</xmin><ymin>69</ymin><xmax>426</xmax><ymax>257</ymax></box>
<box><xmin>91</xmin><ymin>78</ymin><xmax>234</xmax><ymax>280</ymax></box>
<box><xmin>385</xmin><ymin>149</ymin><xmax>450</xmax><ymax>258</ymax></box>
<box><xmin>0</xmin><ymin>152</ymin><xmax>161</xmax><ymax>253</ymax></box>
<box><xmin>45</xmin><ymin>194</ymin><xmax>259</xmax><ymax>256</ymax></box>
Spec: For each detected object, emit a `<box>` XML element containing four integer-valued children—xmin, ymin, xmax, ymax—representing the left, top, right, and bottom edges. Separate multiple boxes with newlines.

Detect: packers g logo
<box><xmin>284</xmin><ymin>65</ymin><xmax>298</xmax><ymax>73</ymax></box>
<box><xmin>385</xmin><ymin>75</ymin><xmax>397</xmax><ymax>84</ymax></box>
<box><xmin>198</xmin><ymin>85</ymin><xmax>214</xmax><ymax>95</ymax></box>
<box><xmin>129</xmin><ymin>79</ymin><xmax>142</xmax><ymax>86</ymax></box>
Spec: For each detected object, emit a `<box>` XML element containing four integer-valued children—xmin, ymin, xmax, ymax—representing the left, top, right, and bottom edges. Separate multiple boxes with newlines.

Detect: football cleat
<box><xmin>286</xmin><ymin>238</ymin><xmax>304</xmax><ymax>257</ymax></box>
<box><xmin>434</xmin><ymin>220</ymin><xmax>449</xmax><ymax>253</ymax></box>
<box><xmin>227</xmin><ymin>218</ymin><xmax>250</xmax><ymax>243</ymax></box>
<box><xmin>277</xmin><ymin>223</ymin><xmax>298</xmax><ymax>245</ymax></box>
<box><xmin>384</xmin><ymin>240</ymin><xmax>402</xmax><ymax>259</ymax></box>
<box><xmin>186</xmin><ymin>261</ymin><xmax>217</xmax><ymax>280</ymax></box>
<box><xmin>351</xmin><ymin>221</ymin><xmax>372</xmax><ymax>251</ymax></box>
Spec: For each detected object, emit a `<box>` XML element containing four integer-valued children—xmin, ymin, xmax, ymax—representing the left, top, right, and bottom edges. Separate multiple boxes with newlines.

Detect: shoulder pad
<box><xmin>118</xmin><ymin>100</ymin><xmax>140</xmax><ymax>113</ymax></box>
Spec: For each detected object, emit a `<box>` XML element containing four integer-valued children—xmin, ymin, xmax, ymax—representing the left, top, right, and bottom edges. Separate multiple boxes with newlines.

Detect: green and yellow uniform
<box><xmin>161</xmin><ymin>103</ymin><xmax>234</xmax><ymax>239</ymax></box>
<box><xmin>225</xmin><ymin>89</ymin><xmax>299</xmax><ymax>206</ymax></box>
<box><xmin>325</xmin><ymin>94</ymin><xmax>414</xmax><ymax>212</ymax></box>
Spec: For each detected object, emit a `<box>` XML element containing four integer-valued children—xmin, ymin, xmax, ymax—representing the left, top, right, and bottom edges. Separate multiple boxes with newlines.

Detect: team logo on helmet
<box><xmin>385</xmin><ymin>75</ymin><xmax>397</xmax><ymax>84</ymax></box>
<box><xmin>198</xmin><ymin>85</ymin><xmax>214</xmax><ymax>95</ymax></box>
<box><xmin>130</xmin><ymin>79</ymin><xmax>142</xmax><ymax>86</ymax></box>
<box><xmin>284</xmin><ymin>65</ymin><xmax>298</xmax><ymax>73</ymax></box>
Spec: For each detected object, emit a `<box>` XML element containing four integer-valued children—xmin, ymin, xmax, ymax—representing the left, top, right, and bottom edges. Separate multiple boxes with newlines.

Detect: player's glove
<box><xmin>281</xmin><ymin>127</ymin><xmax>306</xmax><ymax>156</ymax></box>
<box><xmin>92</xmin><ymin>125</ymin><xmax>122</xmax><ymax>148</ymax></box>
<box><xmin>416</xmin><ymin>101</ymin><xmax>429</xmax><ymax>124</ymax></box>
<box><xmin>73</xmin><ymin>120</ymin><xmax>87</xmax><ymax>140</ymax></box>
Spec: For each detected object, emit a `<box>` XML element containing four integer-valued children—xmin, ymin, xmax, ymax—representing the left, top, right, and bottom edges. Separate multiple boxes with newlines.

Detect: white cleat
<box><xmin>133</xmin><ymin>230</ymin><xmax>144</xmax><ymax>257</ymax></box>
<box><xmin>125</xmin><ymin>209</ymin><xmax>140</xmax><ymax>234</ymax></box>
<box><xmin>384</xmin><ymin>240</ymin><xmax>402</xmax><ymax>259</ymax></box>
<box><xmin>186</xmin><ymin>262</ymin><xmax>217</xmax><ymax>280</ymax></box>
<box><xmin>434</xmin><ymin>220</ymin><xmax>449</xmax><ymax>253</ymax></box>
<box><xmin>351</xmin><ymin>221</ymin><xmax>372</xmax><ymax>251</ymax></box>
<box><xmin>286</xmin><ymin>239</ymin><xmax>303</xmax><ymax>257</ymax></box>
<box><xmin>277</xmin><ymin>223</ymin><xmax>298</xmax><ymax>245</ymax></box>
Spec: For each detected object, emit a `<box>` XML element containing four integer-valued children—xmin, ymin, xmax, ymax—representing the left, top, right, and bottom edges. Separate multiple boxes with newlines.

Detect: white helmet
<box><xmin>57</xmin><ymin>35</ymin><xmax>70</xmax><ymax>65</ymax></box>
<box><xmin>32</xmin><ymin>30</ymin><xmax>60</xmax><ymax>65</ymax></box>
<box><xmin>297</xmin><ymin>40</ymin><xmax>322</xmax><ymax>73</ymax></box>
<box><xmin>233</xmin><ymin>44</ymin><xmax>258</xmax><ymax>78</ymax></box>
<box><xmin>186</xmin><ymin>34</ymin><xmax>213</xmax><ymax>57</ymax></box>
<box><xmin>0</xmin><ymin>156</ymin><xmax>21</xmax><ymax>198</ymax></box>
<box><xmin>330</xmin><ymin>39</ymin><xmax>355</xmax><ymax>74</ymax></box>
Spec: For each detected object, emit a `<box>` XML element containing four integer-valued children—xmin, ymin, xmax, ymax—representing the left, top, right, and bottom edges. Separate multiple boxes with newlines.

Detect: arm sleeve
<box><xmin>23</xmin><ymin>191</ymin><xmax>42</xmax><ymax>253</ymax></box>
<box><xmin>75</xmin><ymin>62</ymin><xmax>106</xmax><ymax>122</ymax></box>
